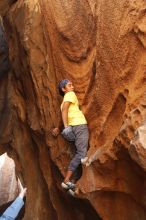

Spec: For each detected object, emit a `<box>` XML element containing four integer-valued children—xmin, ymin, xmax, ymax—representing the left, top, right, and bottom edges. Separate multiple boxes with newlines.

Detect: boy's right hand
<box><xmin>52</xmin><ymin>128</ymin><xmax>60</xmax><ymax>137</ymax></box>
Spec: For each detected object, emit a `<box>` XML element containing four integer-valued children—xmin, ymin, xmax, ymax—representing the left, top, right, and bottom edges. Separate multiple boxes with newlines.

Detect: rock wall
<box><xmin>0</xmin><ymin>0</ymin><xmax>146</xmax><ymax>220</ymax></box>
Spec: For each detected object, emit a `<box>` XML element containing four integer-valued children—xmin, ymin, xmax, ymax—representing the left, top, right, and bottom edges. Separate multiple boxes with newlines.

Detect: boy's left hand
<box><xmin>51</xmin><ymin>128</ymin><xmax>60</xmax><ymax>137</ymax></box>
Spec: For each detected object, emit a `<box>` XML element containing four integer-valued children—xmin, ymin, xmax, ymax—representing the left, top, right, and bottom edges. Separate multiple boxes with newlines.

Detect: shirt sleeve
<box><xmin>63</xmin><ymin>92</ymin><xmax>76</xmax><ymax>103</ymax></box>
<box><xmin>2</xmin><ymin>197</ymin><xmax>24</xmax><ymax>219</ymax></box>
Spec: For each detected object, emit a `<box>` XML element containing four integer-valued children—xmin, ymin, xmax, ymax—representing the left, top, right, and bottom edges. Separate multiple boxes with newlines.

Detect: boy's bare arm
<box><xmin>52</xmin><ymin>113</ymin><xmax>63</xmax><ymax>136</ymax></box>
<box><xmin>57</xmin><ymin>116</ymin><xmax>63</xmax><ymax>131</ymax></box>
<box><xmin>61</xmin><ymin>102</ymin><xmax>71</xmax><ymax>128</ymax></box>
<box><xmin>52</xmin><ymin>102</ymin><xmax>71</xmax><ymax>136</ymax></box>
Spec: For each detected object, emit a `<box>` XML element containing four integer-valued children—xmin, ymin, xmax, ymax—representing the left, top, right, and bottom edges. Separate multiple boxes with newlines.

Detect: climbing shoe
<box><xmin>61</xmin><ymin>181</ymin><xmax>75</xmax><ymax>190</ymax></box>
<box><xmin>67</xmin><ymin>189</ymin><xmax>75</xmax><ymax>197</ymax></box>
<box><xmin>81</xmin><ymin>156</ymin><xmax>88</xmax><ymax>165</ymax></box>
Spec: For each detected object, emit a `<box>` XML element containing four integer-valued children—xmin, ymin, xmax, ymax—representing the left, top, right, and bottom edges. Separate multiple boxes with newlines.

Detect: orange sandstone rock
<box><xmin>0</xmin><ymin>0</ymin><xmax>146</xmax><ymax>219</ymax></box>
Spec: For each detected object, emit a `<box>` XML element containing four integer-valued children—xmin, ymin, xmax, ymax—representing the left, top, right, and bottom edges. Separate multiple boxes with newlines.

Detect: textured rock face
<box><xmin>0</xmin><ymin>0</ymin><xmax>146</xmax><ymax>220</ymax></box>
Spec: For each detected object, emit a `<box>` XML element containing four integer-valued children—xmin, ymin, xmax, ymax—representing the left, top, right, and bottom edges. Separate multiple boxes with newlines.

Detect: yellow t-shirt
<box><xmin>61</xmin><ymin>91</ymin><xmax>87</xmax><ymax>126</ymax></box>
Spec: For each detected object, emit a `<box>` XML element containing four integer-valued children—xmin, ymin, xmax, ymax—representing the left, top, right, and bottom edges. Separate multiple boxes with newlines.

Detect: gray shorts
<box><xmin>67</xmin><ymin>124</ymin><xmax>89</xmax><ymax>172</ymax></box>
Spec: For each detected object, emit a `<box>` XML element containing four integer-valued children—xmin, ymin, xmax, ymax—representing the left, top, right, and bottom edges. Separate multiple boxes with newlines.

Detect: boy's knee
<box><xmin>78</xmin><ymin>148</ymin><xmax>87</xmax><ymax>158</ymax></box>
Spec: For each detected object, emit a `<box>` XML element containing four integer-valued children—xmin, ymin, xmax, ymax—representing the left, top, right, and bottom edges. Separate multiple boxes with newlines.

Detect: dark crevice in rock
<box><xmin>0</xmin><ymin>21</ymin><xmax>10</xmax><ymax>78</ymax></box>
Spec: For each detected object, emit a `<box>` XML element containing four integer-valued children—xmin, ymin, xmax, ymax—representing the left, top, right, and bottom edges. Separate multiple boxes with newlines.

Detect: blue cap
<box><xmin>58</xmin><ymin>79</ymin><xmax>70</xmax><ymax>90</ymax></box>
<box><xmin>58</xmin><ymin>79</ymin><xmax>70</xmax><ymax>96</ymax></box>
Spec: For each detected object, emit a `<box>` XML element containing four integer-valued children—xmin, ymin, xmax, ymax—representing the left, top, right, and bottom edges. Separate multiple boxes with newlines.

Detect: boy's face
<box><xmin>62</xmin><ymin>81</ymin><xmax>74</xmax><ymax>93</ymax></box>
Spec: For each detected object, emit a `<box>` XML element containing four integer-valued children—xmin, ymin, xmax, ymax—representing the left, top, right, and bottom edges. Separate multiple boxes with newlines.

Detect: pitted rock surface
<box><xmin>0</xmin><ymin>0</ymin><xmax>146</xmax><ymax>219</ymax></box>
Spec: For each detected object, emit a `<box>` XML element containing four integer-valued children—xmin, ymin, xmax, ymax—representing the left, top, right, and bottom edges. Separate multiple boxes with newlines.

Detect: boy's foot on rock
<box><xmin>81</xmin><ymin>156</ymin><xmax>88</xmax><ymax>165</ymax></box>
<box><xmin>61</xmin><ymin>181</ymin><xmax>75</xmax><ymax>190</ymax></box>
<box><xmin>67</xmin><ymin>189</ymin><xmax>75</xmax><ymax>197</ymax></box>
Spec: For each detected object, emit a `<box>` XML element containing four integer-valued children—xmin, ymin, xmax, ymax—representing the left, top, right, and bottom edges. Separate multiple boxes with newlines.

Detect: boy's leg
<box><xmin>61</xmin><ymin>124</ymin><xmax>88</xmax><ymax>189</ymax></box>
<box><xmin>64</xmin><ymin>170</ymin><xmax>73</xmax><ymax>183</ymax></box>
<box><xmin>2</xmin><ymin>197</ymin><xmax>24</xmax><ymax>219</ymax></box>
<box><xmin>63</xmin><ymin>143</ymin><xmax>76</xmax><ymax>183</ymax></box>
<box><xmin>63</xmin><ymin>165</ymin><xmax>82</xmax><ymax>183</ymax></box>
<box><xmin>71</xmin><ymin>164</ymin><xmax>82</xmax><ymax>182</ymax></box>
<box><xmin>68</xmin><ymin>124</ymin><xmax>89</xmax><ymax>173</ymax></box>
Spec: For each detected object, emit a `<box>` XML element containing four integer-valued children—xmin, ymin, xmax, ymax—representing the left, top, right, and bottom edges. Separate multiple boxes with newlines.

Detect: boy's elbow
<box><xmin>62</xmin><ymin>102</ymin><xmax>70</xmax><ymax>111</ymax></box>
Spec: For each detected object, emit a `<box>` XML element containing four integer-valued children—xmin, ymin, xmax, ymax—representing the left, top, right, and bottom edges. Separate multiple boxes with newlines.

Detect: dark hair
<box><xmin>58</xmin><ymin>79</ymin><xmax>70</xmax><ymax>97</ymax></box>
<box><xmin>58</xmin><ymin>87</ymin><xmax>64</xmax><ymax>97</ymax></box>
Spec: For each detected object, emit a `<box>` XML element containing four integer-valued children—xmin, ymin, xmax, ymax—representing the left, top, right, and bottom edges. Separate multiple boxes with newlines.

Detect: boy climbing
<box><xmin>52</xmin><ymin>79</ymin><xmax>89</xmax><ymax>191</ymax></box>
